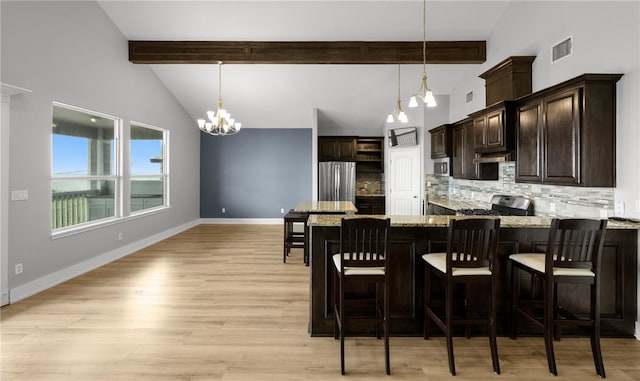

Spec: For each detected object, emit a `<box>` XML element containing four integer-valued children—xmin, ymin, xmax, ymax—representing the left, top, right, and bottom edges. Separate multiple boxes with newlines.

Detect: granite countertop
<box><xmin>295</xmin><ymin>201</ymin><xmax>358</xmax><ymax>213</ymax></box>
<box><xmin>307</xmin><ymin>214</ymin><xmax>640</xmax><ymax>230</ymax></box>
<box><xmin>427</xmin><ymin>196</ymin><xmax>487</xmax><ymax>211</ymax></box>
<box><xmin>356</xmin><ymin>192</ymin><xmax>385</xmax><ymax>197</ymax></box>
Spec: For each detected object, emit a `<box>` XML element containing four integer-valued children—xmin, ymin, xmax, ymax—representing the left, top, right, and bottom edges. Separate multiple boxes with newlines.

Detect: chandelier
<box><xmin>197</xmin><ymin>61</ymin><xmax>242</xmax><ymax>136</ymax></box>
<box><xmin>387</xmin><ymin>64</ymin><xmax>408</xmax><ymax>123</ymax></box>
<box><xmin>408</xmin><ymin>0</ymin><xmax>436</xmax><ymax>108</ymax></box>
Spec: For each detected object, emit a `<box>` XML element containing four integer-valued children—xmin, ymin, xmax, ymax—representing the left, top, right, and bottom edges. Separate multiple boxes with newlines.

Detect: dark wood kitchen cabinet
<box><xmin>452</xmin><ymin>119</ymin><xmax>473</xmax><ymax>179</ymax></box>
<box><xmin>515</xmin><ymin>74</ymin><xmax>622</xmax><ymax>186</ymax></box>
<box><xmin>355</xmin><ymin>196</ymin><xmax>385</xmax><ymax>214</ymax></box>
<box><xmin>318</xmin><ymin>136</ymin><xmax>357</xmax><ymax>161</ymax></box>
<box><xmin>355</xmin><ymin>137</ymin><xmax>384</xmax><ymax>172</ymax></box>
<box><xmin>452</xmin><ymin>119</ymin><xmax>499</xmax><ymax>181</ymax></box>
<box><xmin>470</xmin><ymin>101</ymin><xmax>515</xmax><ymax>154</ymax></box>
<box><xmin>428</xmin><ymin>124</ymin><xmax>452</xmax><ymax>159</ymax></box>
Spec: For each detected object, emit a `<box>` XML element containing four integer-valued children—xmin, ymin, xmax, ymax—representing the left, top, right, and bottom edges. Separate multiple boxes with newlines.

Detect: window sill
<box><xmin>51</xmin><ymin>205</ymin><xmax>170</xmax><ymax>240</ymax></box>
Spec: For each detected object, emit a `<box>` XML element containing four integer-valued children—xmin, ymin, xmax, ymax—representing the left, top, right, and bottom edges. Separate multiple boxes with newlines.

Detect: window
<box><xmin>130</xmin><ymin>122</ymin><xmax>168</xmax><ymax>213</ymax></box>
<box><xmin>51</xmin><ymin>103</ymin><xmax>121</xmax><ymax>230</ymax></box>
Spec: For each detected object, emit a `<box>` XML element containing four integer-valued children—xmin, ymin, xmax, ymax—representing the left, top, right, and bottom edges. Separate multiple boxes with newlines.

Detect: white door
<box><xmin>387</xmin><ymin>147</ymin><xmax>421</xmax><ymax>215</ymax></box>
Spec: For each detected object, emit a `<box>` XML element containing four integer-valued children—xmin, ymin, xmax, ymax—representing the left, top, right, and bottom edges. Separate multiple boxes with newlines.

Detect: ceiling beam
<box><xmin>128</xmin><ymin>41</ymin><xmax>486</xmax><ymax>64</ymax></box>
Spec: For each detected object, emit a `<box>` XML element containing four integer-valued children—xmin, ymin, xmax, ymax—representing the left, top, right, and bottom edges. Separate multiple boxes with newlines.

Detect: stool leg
<box><xmin>283</xmin><ymin>221</ymin><xmax>287</xmax><ymax>263</ymax></box>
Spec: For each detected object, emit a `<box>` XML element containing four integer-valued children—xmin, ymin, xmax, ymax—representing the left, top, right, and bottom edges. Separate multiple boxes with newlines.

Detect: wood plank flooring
<box><xmin>2</xmin><ymin>224</ymin><xmax>639</xmax><ymax>380</ymax></box>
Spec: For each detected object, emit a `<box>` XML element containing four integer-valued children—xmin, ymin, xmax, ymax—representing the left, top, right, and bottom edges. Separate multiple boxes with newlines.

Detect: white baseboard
<box><xmin>8</xmin><ymin>219</ymin><xmax>199</xmax><ymax>304</ymax></box>
<box><xmin>199</xmin><ymin>218</ymin><xmax>283</xmax><ymax>225</ymax></box>
<box><xmin>636</xmin><ymin>321</ymin><xmax>640</xmax><ymax>340</ymax></box>
<box><xmin>0</xmin><ymin>291</ymin><xmax>8</xmax><ymax>306</ymax></box>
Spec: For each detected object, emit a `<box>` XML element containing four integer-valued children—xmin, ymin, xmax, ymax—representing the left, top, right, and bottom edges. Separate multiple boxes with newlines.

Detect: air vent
<box><xmin>465</xmin><ymin>90</ymin><xmax>474</xmax><ymax>103</ymax></box>
<box><xmin>552</xmin><ymin>36</ymin><xmax>572</xmax><ymax>63</ymax></box>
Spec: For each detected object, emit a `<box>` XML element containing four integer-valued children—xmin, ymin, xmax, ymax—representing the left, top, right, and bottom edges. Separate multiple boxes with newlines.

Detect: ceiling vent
<box><xmin>465</xmin><ymin>90</ymin><xmax>474</xmax><ymax>104</ymax></box>
<box><xmin>552</xmin><ymin>36</ymin><xmax>573</xmax><ymax>63</ymax></box>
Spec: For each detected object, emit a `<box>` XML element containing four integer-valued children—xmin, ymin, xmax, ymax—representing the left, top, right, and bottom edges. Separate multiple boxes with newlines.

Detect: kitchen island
<box><xmin>307</xmin><ymin>214</ymin><xmax>638</xmax><ymax>337</ymax></box>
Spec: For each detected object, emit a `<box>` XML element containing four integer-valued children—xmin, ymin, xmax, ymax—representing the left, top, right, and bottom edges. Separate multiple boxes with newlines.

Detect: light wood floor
<box><xmin>2</xmin><ymin>224</ymin><xmax>639</xmax><ymax>380</ymax></box>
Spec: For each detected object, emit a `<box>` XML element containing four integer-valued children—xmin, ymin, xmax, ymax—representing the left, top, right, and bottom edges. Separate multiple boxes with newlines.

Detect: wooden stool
<box><xmin>283</xmin><ymin>210</ymin><xmax>308</xmax><ymax>264</ymax></box>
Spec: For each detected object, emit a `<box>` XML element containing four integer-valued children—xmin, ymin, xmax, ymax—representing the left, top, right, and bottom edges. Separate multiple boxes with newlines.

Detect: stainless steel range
<box><xmin>457</xmin><ymin>195</ymin><xmax>534</xmax><ymax>216</ymax></box>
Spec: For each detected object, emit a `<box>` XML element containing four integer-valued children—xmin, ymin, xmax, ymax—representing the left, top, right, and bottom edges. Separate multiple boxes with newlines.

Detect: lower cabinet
<box><xmin>355</xmin><ymin>196</ymin><xmax>385</xmax><ymax>214</ymax></box>
<box><xmin>309</xmin><ymin>224</ymin><xmax>637</xmax><ymax>337</ymax></box>
<box><xmin>427</xmin><ymin>203</ymin><xmax>455</xmax><ymax>215</ymax></box>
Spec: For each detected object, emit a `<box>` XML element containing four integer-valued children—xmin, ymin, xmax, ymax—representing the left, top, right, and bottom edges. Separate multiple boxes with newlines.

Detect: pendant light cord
<box><xmin>422</xmin><ymin>0</ymin><xmax>427</xmax><ymax>74</ymax></box>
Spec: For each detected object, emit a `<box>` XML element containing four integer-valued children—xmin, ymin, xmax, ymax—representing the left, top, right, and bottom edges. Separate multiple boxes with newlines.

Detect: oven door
<box><xmin>434</xmin><ymin>158</ymin><xmax>450</xmax><ymax>177</ymax></box>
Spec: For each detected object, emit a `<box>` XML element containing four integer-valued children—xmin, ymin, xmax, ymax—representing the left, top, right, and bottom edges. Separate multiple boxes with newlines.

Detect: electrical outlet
<box><xmin>118</xmin><ymin>233</ymin><xmax>123</xmax><ymax>241</ymax></box>
<box><xmin>615</xmin><ymin>201</ymin><xmax>625</xmax><ymax>216</ymax></box>
<box><xmin>222</xmin><ymin>207</ymin><xmax>226</xmax><ymax>214</ymax></box>
<box><xmin>549</xmin><ymin>203</ymin><xmax>556</xmax><ymax>212</ymax></box>
<box><xmin>280</xmin><ymin>208</ymin><xmax>285</xmax><ymax>214</ymax></box>
<box><xmin>15</xmin><ymin>263</ymin><xmax>23</xmax><ymax>275</ymax></box>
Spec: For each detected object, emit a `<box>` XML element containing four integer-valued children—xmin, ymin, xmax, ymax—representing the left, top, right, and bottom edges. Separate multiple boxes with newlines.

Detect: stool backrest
<box><xmin>339</xmin><ymin>217</ymin><xmax>390</xmax><ymax>270</ymax></box>
<box><xmin>446</xmin><ymin>218</ymin><xmax>501</xmax><ymax>269</ymax></box>
<box><xmin>546</xmin><ymin>218</ymin><xmax>608</xmax><ymax>271</ymax></box>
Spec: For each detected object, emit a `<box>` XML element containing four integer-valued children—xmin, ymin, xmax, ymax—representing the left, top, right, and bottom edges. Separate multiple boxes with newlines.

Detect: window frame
<box><xmin>51</xmin><ymin>101</ymin><xmax>123</xmax><ymax>237</ymax></box>
<box><xmin>129</xmin><ymin>121</ymin><xmax>170</xmax><ymax>215</ymax></box>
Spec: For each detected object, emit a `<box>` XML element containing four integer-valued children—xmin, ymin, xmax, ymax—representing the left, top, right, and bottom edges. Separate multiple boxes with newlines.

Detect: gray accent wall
<box><xmin>200</xmin><ymin>129</ymin><xmax>312</xmax><ymax>218</ymax></box>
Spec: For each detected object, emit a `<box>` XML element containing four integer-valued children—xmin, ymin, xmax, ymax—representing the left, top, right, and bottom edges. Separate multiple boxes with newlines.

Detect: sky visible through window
<box><xmin>53</xmin><ymin>135</ymin><xmax>161</xmax><ymax>176</ymax></box>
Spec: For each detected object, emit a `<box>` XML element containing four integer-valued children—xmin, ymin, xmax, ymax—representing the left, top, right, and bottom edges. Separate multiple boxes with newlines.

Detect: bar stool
<box><xmin>283</xmin><ymin>209</ymin><xmax>308</xmax><ymax>264</ymax></box>
<box><xmin>333</xmin><ymin>217</ymin><xmax>391</xmax><ymax>375</ymax></box>
<box><xmin>510</xmin><ymin>218</ymin><xmax>608</xmax><ymax>377</ymax></box>
<box><xmin>422</xmin><ymin>218</ymin><xmax>501</xmax><ymax>376</ymax></box>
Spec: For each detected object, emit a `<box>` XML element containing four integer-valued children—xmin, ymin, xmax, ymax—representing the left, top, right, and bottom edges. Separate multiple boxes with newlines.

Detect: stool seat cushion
<box><xmin>510</xmin><ymin>253</ymin><xmax>595</xmax><ymax>277</ymax></box>
<box><xmin>422</xmin><ymin>253</ymin><xmax>491</xmax><ymax>276</ymax></box>
<box><xmin>332</xmin><ymin>253</ymin><xmax>385</xmax><ymax>275</ymax></box>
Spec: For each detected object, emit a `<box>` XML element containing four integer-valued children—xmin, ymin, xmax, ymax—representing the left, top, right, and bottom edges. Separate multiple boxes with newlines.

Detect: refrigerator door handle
<box><xmin>334</xmin><ymin>164</ymin><xmax>340</xmax><ymax>201</ymax></box>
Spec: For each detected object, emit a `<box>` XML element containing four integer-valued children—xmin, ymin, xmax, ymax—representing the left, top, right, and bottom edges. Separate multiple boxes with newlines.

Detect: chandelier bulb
<box><xmin>408</xmin><ymin>96</ymin><xmax>418</xmax><ymax>108</ymax></box>
<box><xmin>197</xmin><ymin>119</ymin><xmax>205</xmax><ymax>128</ymax></box>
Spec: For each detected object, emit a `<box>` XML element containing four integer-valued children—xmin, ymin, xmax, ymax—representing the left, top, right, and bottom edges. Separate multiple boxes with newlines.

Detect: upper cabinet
<box><xmin>428</xmin><ymin>124</ymin><xmax>453</xmax><ymax>159</ymax></box>
<box><xmin>451</xmin><ymin>119</ymin><xmax>497</xmax><ymax>180</ymax></box>
<box><xmin>515</xmin><ymin>74</ymin><xmax>622</xmax><ymax>186</ymax></box>
<box><xmin>355</xmin><ymin>137</ymin><xmax>384</xmax><ymax>172</ymax></box>
<box><xmin>318</xmin><ymin>136</ymin><xmax>357</xmax><ymax>161</ymax></box>
<box><xmin>469</xmin><ymin>101</ymin><xmax>515</xmax><ymax>154</ymax></box>
<box><xmin>479</xmin><ymin>56</ymin><xmax>536</xmax><ymax>107</ymax></box>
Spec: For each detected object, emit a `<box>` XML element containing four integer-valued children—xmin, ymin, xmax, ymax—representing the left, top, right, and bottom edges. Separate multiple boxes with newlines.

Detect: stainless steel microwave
<box><xmin>434</xmin><ymin>157</ymin><xmax>451</xmax><ymax>177</ymax></box>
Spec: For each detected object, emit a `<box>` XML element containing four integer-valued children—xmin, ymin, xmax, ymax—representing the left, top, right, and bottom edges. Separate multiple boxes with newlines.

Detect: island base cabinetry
<box><xmin>309</xmin><ymin>225</ymin><xmax>637</xmax><ymax>338</ymax></box>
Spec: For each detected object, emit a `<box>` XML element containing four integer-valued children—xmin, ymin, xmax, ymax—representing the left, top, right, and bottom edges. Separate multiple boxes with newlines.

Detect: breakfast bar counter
<box><xmin>307</xmin><ymin>214</ymin><xmax>638</xmax><ymax>337</ymax></box>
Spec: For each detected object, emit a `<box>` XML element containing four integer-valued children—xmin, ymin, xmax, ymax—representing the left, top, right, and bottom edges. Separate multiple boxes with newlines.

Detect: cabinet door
<box><xmin>336</xmin><ymin>139</ymin><xmax>356</xmax><ymax>161</ymax></box>
<box><xmin>516</xmin><ymin>102</ymin><xmax>543</xmax><ymax>182</ymax></box>
<box><xmin>473</xmin><ymin>116</ymin><xmax>487</xmax><ymax>150</ymax></box>
<box><xmin>452</xmin><ymin>126</ymin><xmax>464</xmax><ymax>178</ymax></box>
<box><xmin>431</xmin><ymin>130</ymin><xmax>446</xmax><ymax>158</ymax></box>
<box><xmin>463</xmin><ymin>121</ymin><xmax>478</xmax><ymax>179</ymax></box>
<box><xmin>486</xmin><ymin>109</ymin><xmax>504</xmax><ymax>149</ymax></box>
<box><xmin>543</xmin><ymin>89</ymin><xmax>581</xmax><ymax>184</ymax></box>
<box><xmin>318</xmin><ymin>138</ymin><xmax>337</xmax><ymax>161</ymax></box>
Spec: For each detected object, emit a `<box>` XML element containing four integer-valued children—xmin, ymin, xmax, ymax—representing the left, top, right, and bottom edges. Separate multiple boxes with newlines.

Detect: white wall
<box><xmin>1</xmin><ymin>1</ymin><xmax>200</xmax><ymax>299</ymax></box>
<box><xmin>448</xmin><ymin>1</ymin><xmax>640</xmax><ymax>336</ymax></box>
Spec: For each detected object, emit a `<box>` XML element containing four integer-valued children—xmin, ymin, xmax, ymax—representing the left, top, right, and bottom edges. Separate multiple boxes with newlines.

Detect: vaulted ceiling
<box><xmin>98</xmin><ymin>1</ymin><xmax>511</xmax><ymax>133</ymax></box>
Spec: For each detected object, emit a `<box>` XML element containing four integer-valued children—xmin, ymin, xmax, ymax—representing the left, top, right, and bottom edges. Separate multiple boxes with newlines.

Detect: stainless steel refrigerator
<box><xmin>318</xmin><ymin>161</ymin><xmax>356</xmax><ymax>203</ymax></box>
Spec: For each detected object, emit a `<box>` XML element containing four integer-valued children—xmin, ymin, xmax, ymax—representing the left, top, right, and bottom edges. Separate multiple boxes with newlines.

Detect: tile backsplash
<box><xmin>426</xmin><ymin>162</ymin><xmax>614</xmax><ymax>218</ymax></box>
<box><xmin>357</xmin><ymin>172</ymin><xmax>384</xmax><ymax>194</ymax></box>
